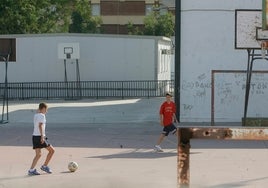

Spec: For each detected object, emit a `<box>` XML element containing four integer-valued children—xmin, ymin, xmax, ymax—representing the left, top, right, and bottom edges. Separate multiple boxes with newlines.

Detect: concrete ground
<box><xmin>0</xmin><ymin>98</ymin><xmax>268</xmax><ymax>188</ymax></box>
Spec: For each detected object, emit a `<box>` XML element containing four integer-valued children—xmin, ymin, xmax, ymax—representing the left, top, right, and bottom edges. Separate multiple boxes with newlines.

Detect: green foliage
<box><xmin>0</xmin><ymin>0</ymin><xmax>71</xmax><ymax>34</ymax></box>
<box><xmin>126</xmin><ymin>22</ymin><xmax>142</xmax><ymax>35</ymax></box>
<box><xmin>143</xmin><ymin>11</ymin><xmax>174</xmax><ymax>37</ymax></box>
<box><xmin>69</xmin><ymin>0</ymin><xmax>102</xmax><ymax>33</ymax></box>
<box><xmin>0</xmin><ymin>0</ymin><xmax>102</xmax><ymax>34</ymax></box>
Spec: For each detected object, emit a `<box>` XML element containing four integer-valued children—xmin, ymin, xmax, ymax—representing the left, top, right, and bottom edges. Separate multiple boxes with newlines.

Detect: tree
<box><xmin>0</xmin><ymin>0</ymin><xmax>71</xmax><ymax>34</ymax></box>
<box><xmin>126</xmin><ymin>22</ymin><xmax>142</xmax><ymax>35</ymax></box>
<box><xmin>143</xmin><ymin>11</ymin><xmax>175</xmax><ymax>37</ymax></box>
<box><xmin>69</xmin><ymin>0</ymin><xmax>102</xmax><ymax>33</ymax></box>
<box><xmin>0</xmin><ymin>0</ymin><xmax>102</xmax><ymax>34</ymax></box>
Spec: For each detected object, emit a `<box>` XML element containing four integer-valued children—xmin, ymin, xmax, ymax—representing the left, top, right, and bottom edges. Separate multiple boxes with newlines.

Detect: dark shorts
<box><xmin>162</xmin><ymin>123</ymin><xmax>177</xmax><ymax>136</ymax></box>
<box><xmin>32</xmin><ymin>136</ymin><xmax>51</xmax><ymax>149</ymax></box>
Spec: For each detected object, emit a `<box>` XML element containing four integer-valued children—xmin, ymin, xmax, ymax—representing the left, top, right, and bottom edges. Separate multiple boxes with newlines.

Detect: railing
<box><xmin>0</xmin><ymin>80</ymin><xmax>174</xmax><ymax>100</ymax></box>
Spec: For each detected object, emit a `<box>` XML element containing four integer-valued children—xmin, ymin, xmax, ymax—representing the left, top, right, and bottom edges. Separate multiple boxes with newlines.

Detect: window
<box><xmin>145</xmin><ymin>4</ymin><xmax>153</xmax><ymax>15</ymax></box>
<box><xmin>92</xmin><ymin>4</ymin><xmax>100</xmax><ymax>16</ymax></box>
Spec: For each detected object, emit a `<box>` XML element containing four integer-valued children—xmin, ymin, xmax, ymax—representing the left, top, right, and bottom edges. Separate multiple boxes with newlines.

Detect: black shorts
<box><xmin>32</xmin><ymin>136</ymin><xmax>50</xmax><ymax>149</ymax></box>
<box><xmin>162</xmin><ymin>123</ymin><xmax>177</xmax><ymax>136</ymax></box>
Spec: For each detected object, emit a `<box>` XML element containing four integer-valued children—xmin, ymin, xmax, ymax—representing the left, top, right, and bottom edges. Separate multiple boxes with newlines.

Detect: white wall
<box><xmin>0</xmin><ymin>34</ymin><xmax>171</xmax><ymax>82</ymax></box>
<box><xmin>180</xmin><ymin>0</ymin><xmax>268</xmax><ymax>122</ymax></box>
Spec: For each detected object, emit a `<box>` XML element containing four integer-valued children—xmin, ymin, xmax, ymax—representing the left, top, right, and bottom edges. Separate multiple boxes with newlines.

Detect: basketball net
<box><xmin>261</xmin><ymin>41</ymin><xmax>268</xmax><ymax>59</ymax></box>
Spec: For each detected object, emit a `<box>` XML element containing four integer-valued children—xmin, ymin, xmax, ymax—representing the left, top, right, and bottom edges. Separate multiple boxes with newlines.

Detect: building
<box><xmin>0</xmin><ymin>33</ymin><xmax>172</xmax><ymax>83</ymax></box>
<box><xmin>179</xmin><ymin>0</ymin><xmax>268</xmax><ymax>122</ymax></box>
<box><xmin>90</xmin><ymin>0</ymin><xmax>175</xmax><ymax>34</ymax></box>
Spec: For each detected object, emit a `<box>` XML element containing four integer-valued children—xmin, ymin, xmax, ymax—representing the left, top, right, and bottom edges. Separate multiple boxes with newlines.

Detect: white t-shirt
<box><xmin>33</xmin><ymin>113</ymin><xmax>46</xmax><ymax>136</ymax></box>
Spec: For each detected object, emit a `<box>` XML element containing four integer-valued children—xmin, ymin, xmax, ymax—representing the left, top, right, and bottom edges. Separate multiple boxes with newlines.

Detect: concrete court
<box><xmin>0</xmin><ymin>98</ymin><xmax>268</xmax><ymax>188</ymax></box>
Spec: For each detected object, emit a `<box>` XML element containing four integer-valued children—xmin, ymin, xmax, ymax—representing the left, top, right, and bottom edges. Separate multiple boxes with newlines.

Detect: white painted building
<box><xmin>180</xmin><ymin>0</ymin><xmax>268</xmax><ymax>122</ymax></box>
<box><xmin>0</xmin><ymin>34</ymin><xmax>172</xmax><ymax>82</ymax></box>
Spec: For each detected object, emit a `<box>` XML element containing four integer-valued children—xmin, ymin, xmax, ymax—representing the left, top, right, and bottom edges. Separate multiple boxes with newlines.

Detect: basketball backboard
<box><xmin>235</xmin><ymin>9</ymin><xmax>268</xmax><ymax>49</ymax></box>
<box><xmin>58</xmin><ymin>43</ymin><xmax>80</xmax><ymax>60</ymax></box>
<box><xmin>0</xmin><ymin>38</ymin><xmax>16</xmax><ymax>62</ymax></box>
<box><xmin>263</xmin><ymin>0</ymin><xmax>268</xmax><ymax>29</ymax></box>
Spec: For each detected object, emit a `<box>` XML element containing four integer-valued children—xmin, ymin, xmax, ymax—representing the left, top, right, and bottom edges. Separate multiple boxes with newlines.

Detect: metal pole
<box><xmin>64</xmin><ymin>59</ymin><xmax>69</xmax><ymax>99</ymax></box>
<box><xmin>175</xmin><ymin>1</ymin><xmax>184</xmax><ymax>187</ymax></box>
<box><xmin>174</xmin><ymin>0</ymin><xmax>181</xmax><ymax>121</ymax></box>
<box><xmin>178</xmin><ymin>128</ymin><xmax>191</xmax><ymax>188</ymax></box>
<box><xmin>242</xmin><ymin>50</ymin><xmax>268</xmax><ymax>126</ymax></box>
<box><xmin>5</xmin><ymin>56</ymin><xmax>9</xmax><ymax>121</ymax></box>
<box><xmin>0</xmin><ymin>54</ymin><xmax>9</xmax><ymax>124</ymax></box>
<box><xmin>211</xmin><ymin>70</ymin><xmax>215</xmax><ymax>126</ymax></box>
<box><xmin>243</xmin><ymin>49</ymin><xmax>252</xmax><ymax>126</ymax></box>
<box><xmin>177</xmin><ymin>127</ymin><xmax>268</xmax><ymax>187</ymax></box>
<box><xmin>76</xmin><ymin>59</ymin><xmax>82</xmax><ymax>99</ymax></box>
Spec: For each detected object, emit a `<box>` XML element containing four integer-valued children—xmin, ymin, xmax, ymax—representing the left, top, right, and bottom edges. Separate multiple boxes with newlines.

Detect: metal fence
<box><xmin>0</xmin><ymin>80</ymin><xmax>174</xmax><ymax>100</ymax></box>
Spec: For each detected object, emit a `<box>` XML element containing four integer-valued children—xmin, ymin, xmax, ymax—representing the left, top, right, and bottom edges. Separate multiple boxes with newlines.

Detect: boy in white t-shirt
<box><xmin>28</xmin><ymin>103</ymin><xmax>55</xmax><ymax>175</ymax></box>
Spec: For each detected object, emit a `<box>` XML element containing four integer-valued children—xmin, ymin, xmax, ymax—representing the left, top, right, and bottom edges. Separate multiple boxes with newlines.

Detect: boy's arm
<box><xmin>173</xmin><ymin>113</ymin><xmax>179</xmax><ymax>123</ymax></box>
<box><xmin>159</xmin><ymin>114</ymin><xmax>164</xmax><ymax>126</ymax></box>
<box><xmin>39</xmin><ymin>122</ymin><xmax>45</xmax><ymax>143</ymax></box>
<box><xmin>173</xmin><ymin>103</ymin><xmax>178</xmax><ymax>123</ymax></box>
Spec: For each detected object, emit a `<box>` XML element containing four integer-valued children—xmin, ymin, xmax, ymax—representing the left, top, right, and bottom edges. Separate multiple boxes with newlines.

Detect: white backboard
<box><xmin>235</xmin><ymin>10</ymin><xmax>263</xmax><ymax>49</ymax></box>
<box><xmin>58</xmin><ymin>43</ymin><xmax>80</xmax><ymax>59</ymax></box>
<box><xmin>256</xmin><ymin>27</ymin><xmax>268</xmax><ymax>40</ymax></box>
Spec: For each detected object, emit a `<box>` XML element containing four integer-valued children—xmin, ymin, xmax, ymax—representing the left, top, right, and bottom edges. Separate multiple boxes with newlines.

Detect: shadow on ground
<box><xmin>87</xmin><ymin>148</ymin><xmax>177</xmax><ymax>159</ymax></box>
<box><xmin>1</xmin><ymin>121</ymin><xmax>268</xmax><ymax>149</ymax></box>
<box><xmin>202</xmin><ymin>176</ymin><xmax>268</xmax><ymax>188</ymax></box>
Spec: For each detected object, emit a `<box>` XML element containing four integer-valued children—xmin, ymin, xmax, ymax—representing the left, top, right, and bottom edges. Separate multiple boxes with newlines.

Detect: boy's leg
<box><xmin>43</xmin><ymin>145</ymin><xmax>55</xmax><ymax>166</ymax></box>
<box><xmin>154</xmin><ymin>133</ymin><xmax>166</xmax><ymax>152</ymax></box>
<box><xmin>156</xmin><ymin>133</ymin><xmax>166</xmax><ymax>145</ymax></box>
<box><xmin>30</xmin><ymin>149</ymin><xmax>41</xmax><ymax>169</ymax></box>
<box><xmin>157</xmin><ymin>125</ymin><xmax>169</xmax><ymax>145</ymax></box>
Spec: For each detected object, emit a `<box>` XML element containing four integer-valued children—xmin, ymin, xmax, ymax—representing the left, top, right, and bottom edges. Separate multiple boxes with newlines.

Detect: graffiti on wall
<box><xmin>216</xmin><ymin>73</ymin><xmax>268</xmax><ymax>105</ymax></box>
<box><xmin>181</xmin><ymin>73</ymin><xmax>211</xmax><ymax>116</ymax></box>
<box><xmin>181</xmin><ymin>71</ymin><xmax>268</xmax><ymax>120</ymax></box>
<box><xmin>213</xmin><ymin>71</ymin><xmax>268</xmax><ymax>120</ymax></box>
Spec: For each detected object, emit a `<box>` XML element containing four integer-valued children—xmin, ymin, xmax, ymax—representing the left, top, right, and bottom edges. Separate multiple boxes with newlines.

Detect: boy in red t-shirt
<box><xmin>154</xmin><ymin>93</ymin><xmax>178</xmax><ymax>152</ymax></box>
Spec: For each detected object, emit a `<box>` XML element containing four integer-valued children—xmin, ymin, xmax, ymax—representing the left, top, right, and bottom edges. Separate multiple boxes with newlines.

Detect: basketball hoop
<box><xmin>260</xmin><ymin>41</ymin><xmax>268</xmax><ymax>59</ymax></box>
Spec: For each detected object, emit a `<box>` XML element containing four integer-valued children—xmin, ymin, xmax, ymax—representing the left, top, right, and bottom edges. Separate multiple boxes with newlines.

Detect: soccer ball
<box><xmin>68</xmin><ymin>161</ymin><xmax>78</xmax><ymax>172</ymax></box>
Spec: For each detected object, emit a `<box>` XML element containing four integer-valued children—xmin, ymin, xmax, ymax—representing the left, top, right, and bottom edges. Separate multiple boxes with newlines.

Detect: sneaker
<box><xmin>40</xmin><ymin>165</ymin><xmax>52</xmax><ymax>174</ymax></box>
<box><xmin>28</xmin><ymin>169</ymin><xmax>40</xmax><ymax>176</ymax></box>
<box><xmin>154</xmin><ymin>145</ymin><xmax>164</xmax><ymax>152</ymax></box>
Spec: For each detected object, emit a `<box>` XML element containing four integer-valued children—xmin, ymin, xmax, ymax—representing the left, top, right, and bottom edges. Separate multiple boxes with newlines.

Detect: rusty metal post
<box><xmin>177</xmin><ymin>127</ymin><xmax>268</xmax><ymax>187</ymax></box>
<box><xmin>177</xmin><ymin>128</ymin><xmax>192</xmax><ymax>188</ymax></box>
<box><xmin>191</xmin><ymin>127</ymin><xmax>268</xmax><ymax>140</ymax></box>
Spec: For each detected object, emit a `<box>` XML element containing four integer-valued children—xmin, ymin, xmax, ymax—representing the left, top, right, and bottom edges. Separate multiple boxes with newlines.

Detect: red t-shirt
<box><xmin>159</xmin><ymin>101</ymin><xmax>176</xmax><ymax>126</ymax></box>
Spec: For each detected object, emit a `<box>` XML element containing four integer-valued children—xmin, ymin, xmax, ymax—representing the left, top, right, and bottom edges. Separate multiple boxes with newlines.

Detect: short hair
<box><xmin>166</xmin><ymin>92</ymin><xmax>172</xmax><ymax>97</ymax></box>
<box><xmin>39</xmin><ymin>102</ymin><xmax>48</xmax><ymax>110</ymax></box>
